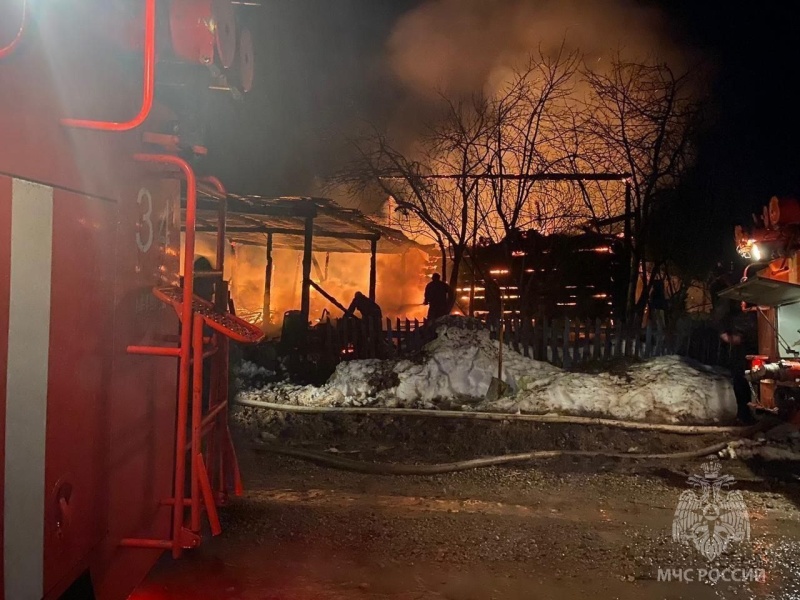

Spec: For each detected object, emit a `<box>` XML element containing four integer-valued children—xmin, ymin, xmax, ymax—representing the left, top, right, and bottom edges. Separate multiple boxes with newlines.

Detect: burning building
<box><xmin>184</xmin><ymin>190</ymin><xmax>435</xmax><ymax>334</ymax></box>
<box><xmin>458</xmin><ymin>230</ymin><xmax>628</xmax><ymax>320</ymax></box>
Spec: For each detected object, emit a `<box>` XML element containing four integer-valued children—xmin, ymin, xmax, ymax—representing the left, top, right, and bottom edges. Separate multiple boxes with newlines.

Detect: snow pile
<box><xmin>235</xmin><ymin>360</ymin><xmax>277</xmax><ymax>390</ymax></box>
<box><xmin>238</xmin><ymin>322</ymin><xmax>738</xmax><ymax>424</ymax></box>
<box><xmin>480</xmin><ymin>355</ymin><xmax>737</xmax><ymax>423</ymax></box>
<box><xmin>330</xmin><ymin>325</ymin><xmax>560</xmax><ymax>404</ymax></box>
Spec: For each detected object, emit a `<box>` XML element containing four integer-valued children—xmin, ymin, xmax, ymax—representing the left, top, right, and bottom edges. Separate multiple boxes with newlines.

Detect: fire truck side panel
<box><xmin>93</xmin><ymin>178</ymin><xmax>180</xmax><ymax>600</ymax></box>
<box><xmin>41</xmin><ymin>186</ymin><xmax>116</xmax><ymax>597</ymax></box>
<box><xmin>1</xmin><ymin>3</ymin><xmax>183</xmax><ymax>598</ymax></box>
<box><xmin>0</xmin><ymin>177</ymin><xmax>11</xmax><ymax>598</ymax></box>
<box><xmin>0</xmin><ymin>176</ymin><xmax>181</xmax><ymax>600</ymax></box>
<box><xmin>2</xmin><ymin>176</ymin><xmax>56</xmax><ymax>600</ymax></box>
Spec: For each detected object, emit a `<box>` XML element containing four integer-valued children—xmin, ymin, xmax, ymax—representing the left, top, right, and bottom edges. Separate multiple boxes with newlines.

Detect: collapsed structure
<box><xmin>188</xmin><ymin>192</ymin><xmax>435</xmax><ymax>331</ymax></box>
<box><xmin>457</xmin><ymin>230</ymin><xmax>628</xmax><ymax>320</ymax></box>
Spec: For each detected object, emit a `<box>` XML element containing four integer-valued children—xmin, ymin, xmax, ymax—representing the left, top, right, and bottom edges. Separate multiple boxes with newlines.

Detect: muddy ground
<box><xmin>134</xmin><ymin>410</ymin><xmax>800</xmax><ymax>599</ymax></box>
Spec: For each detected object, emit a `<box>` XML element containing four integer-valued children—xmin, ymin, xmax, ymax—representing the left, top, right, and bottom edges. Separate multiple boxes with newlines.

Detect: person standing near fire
<box><xmin>344</xmin><ymin>291</ymin><xmax>383</xmax><ymax>322</ymax></box>
<box><xmin>710</xmin><ymin>265</ymin><xmax>758</xmax><ymax>424</ymax></box>
<box><xmin>423</xmin><ymin>273</ymin><xmax>453</xmax><ymax>322</ymax></box>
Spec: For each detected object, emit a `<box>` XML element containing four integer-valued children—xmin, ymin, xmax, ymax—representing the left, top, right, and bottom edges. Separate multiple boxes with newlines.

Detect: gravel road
<box><xmin>134</xmin><ymin>413</ymin><xmax>800</xmax><ymax>599</ymax></box>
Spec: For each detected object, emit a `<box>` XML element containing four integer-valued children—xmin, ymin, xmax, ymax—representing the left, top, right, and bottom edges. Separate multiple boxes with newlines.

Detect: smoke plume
<box><xmin>386</xmin><ymin>0</ymin><xmax>694</xmax><ymax>98</ymax></box>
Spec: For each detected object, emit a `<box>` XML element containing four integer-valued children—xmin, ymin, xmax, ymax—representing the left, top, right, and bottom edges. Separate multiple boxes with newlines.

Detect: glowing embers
<box><xmin>576</xmin><ymin>246</ymin><xmax>613</xmax><ymax>253</ymax></box>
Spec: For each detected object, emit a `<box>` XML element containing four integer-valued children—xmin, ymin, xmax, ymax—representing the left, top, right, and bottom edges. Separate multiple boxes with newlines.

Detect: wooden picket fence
<box><xmin>310</xmin><ymin>316</ymin><xmax>733</xmax><ymax>369</ymax></box>
<box><xmin>313</xmin><ymin>316</ymin><xmax>435</xmax><ymax>361</ymax></box>
<box><xmin>488</xmin><ymin>318</ymin><xmax>658</xmax><ymax>369</ymax></box>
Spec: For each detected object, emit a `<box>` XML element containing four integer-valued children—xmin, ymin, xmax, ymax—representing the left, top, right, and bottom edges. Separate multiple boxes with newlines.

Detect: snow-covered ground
<box><xmin>237</xmin><ymin>320</ymin><xmax>738</xmax><ymax>424</ymax></box>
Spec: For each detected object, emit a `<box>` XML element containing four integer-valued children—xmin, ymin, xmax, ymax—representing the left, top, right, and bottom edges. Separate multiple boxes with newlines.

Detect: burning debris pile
<box><xmin>236</xmin><ymin>317</ymin><xmax>737</xmax><ymax>424</ymax></box>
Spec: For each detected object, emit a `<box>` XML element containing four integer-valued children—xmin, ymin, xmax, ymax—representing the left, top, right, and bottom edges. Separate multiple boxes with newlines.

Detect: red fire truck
<box><xmin>721</xmin><ymin>196</ymin><xmax>800</xmax><ymax>425</ymax></box>
<box><xmin>0</xmin><ymin>1</ymin><xmax>261</xmax><ymax>598</ymax></box>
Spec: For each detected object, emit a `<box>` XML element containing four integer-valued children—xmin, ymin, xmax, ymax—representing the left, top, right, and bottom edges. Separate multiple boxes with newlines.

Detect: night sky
<box><xmin>204</xmin><ymin>1</ymin><xmax>800</xmax><ymax>269</ymax></box>
<box><xmin>666</xmin><ymin>3</ymin><xmax>800</xmax><ymax>207</ymax></box>
<box><xmin>205</xmin><ymin>1</ymin><xmax>415</xmax><ymax>196</ymax></box>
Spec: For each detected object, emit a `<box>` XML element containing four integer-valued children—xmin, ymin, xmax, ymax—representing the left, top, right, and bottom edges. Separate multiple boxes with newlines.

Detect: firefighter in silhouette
<box><xmin>710</xmin><ymin>266</ymin><xmax>757</xmax><ymax>424</ymax></box>
<box><xmin>193</xmin><ymin>256</ymin><xmax>215</xmax><ymax>302</ymax></box>
<box><xmin>649</xmin><ymin>274</ymin><xmax>667</xmax><ymax>329</ymax></box>
<box><xmin>344</xmin><ymin>291</ymin><xmax>383</xmax><ymax>322</ymax></box>
<box><xmin>187</xmin><ymin>256</ymin><xmax>216</xmax><ymax>413</ymax></box>
<box><xmin>484</xmin><ymin>276</ymin><xmax>502</xmax><ymax>328</ymax></box>
<box><xmin>423</xmin><ymin>273</ymin><xmax>452</xmax><ymax>322</ymax></box>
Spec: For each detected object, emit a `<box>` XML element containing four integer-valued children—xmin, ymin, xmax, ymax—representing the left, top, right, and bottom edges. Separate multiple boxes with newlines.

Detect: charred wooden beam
<box><xmin>262</xmin><ymin>232</ymin><xmax>273</xmax><ymax>327</ymax></box>
<box><xmin>194</xmin><ymin>196</ymin><xmax>318</xmax><ymax>218</ymax></box>
<box><xmin>266</xmin><ymin>228</ymin><xmax>380</xmax><ymax>241</ymax></box>
<box><xmin>378</xmin><ymin>172</ymin><xmax>630</xmax><ymax>182</ymax></box>
<box><xmin>193</xmin><ymin>225</ymin><xmax>379</xmax><ymax>242</ymax></box>
<box><xmin>301</xmin><ymin>216</ymin><xmax>313</xmax><ymax>320</ymax></box>
<box><xmin>369</xmin><ymin>238</ymin><xmax>377</xmax><ymax>301</ymax></box>
<box><xmin>309</xmin><ymin>279</ymin><xmax>348</xmax><ymax>314</ymax></box>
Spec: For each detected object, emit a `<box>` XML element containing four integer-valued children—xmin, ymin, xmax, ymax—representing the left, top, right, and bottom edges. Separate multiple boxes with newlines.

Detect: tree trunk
<box><xmin>439</xmin><ymin>243</ymin><xmax>448</xmax><ymax>281</ymax></box>
<box><xmin>625</xmin><ymin>245</ymin><xmax>640</xmax><ymax>322</ymax></box>
<box><xmin>447</xmin><ymin>247</ymin><xmax>464</xmax><ymax>312</ymax></box>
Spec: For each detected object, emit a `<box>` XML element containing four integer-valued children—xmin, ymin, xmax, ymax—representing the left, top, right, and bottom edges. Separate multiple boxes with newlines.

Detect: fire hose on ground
<box><xmin>235</xmin><ymin>397</ymin><xmax>762</xmax><ymax>435</ymax></box>
<box><xmin>252</xmin><ymin>441</ymin><xmax>750</xmax><ymax>476</ymax></box>
<box><xmin>237</xmin><ymin>398</ymin><xmax>774</xmax><ymax>475</ymax></box>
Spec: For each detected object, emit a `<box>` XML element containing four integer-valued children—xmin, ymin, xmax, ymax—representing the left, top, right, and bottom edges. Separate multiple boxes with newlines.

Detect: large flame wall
<box><xmin>187</xmin><ymin>233</ymin><xmax>431</xmax><ymax>331</ymax></box>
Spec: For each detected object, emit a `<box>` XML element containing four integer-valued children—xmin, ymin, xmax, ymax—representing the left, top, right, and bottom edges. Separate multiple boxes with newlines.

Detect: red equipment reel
<box><xmin>768</xmin><ymin>196</ymin><xmax>800</xmax><ymax>228</ymax></box>
<box><xmin>237</xmin><ymin>27</ymin><xmax>254</xmax><ymax>93</ymax></box>
<box><xmin>169</xmin><ymin>0</ymin><xmax>236</xmax><ymax>67</ymax></box>
<box><xmin>213</xmin><ymin>0</ymin><xmax>237</xmax><ymax>69</ymax></box>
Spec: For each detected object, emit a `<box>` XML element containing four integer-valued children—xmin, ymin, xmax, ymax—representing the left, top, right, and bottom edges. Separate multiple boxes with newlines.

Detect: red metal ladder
<box><xmin>121</xmin><ymin>154</ymin><xmax>263</xmax><ymax>557</ymax></box>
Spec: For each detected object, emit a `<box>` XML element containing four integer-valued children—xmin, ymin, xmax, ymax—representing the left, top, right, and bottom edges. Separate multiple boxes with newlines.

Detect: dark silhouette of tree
<box><xmin>576</xmin><ymin>56</ymin><xmax>706</xmax><ymax>317</ymax></box>
<box><xmin>334</xmin><ymin>52</ymin><xmax>706</xmax><ymax>320</ymax></box>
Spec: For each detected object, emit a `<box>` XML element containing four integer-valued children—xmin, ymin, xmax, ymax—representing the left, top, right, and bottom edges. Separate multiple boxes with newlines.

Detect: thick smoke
<box><xmin>386</xmin><ymin>0</ymin><xmax>693</xmax><ymax>98</ymax></box>
<box><xmin>373</xmin><ymin>0</ymin><xmax>707</xmax><ymax>244</ymax></box>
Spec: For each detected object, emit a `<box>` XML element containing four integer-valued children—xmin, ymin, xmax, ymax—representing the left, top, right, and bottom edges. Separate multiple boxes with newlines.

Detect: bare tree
<box><xmin>333</xmin><ymin>51</ymin><xmax>704</xmax><ymax>321</ymax></box>
<box><xmin>332</xmin><ymin>96</ymin><xmax>488</xmax><ymax>302</ymax></box>
<box><xmin>577</xmin><ymin>56</ymin><xmax>705</xmax><ymax>318</ymax></box>
<box><xmin>333</xmin><ymin>50</ymin><xmax>580</xmax><ymax>303</ymax></box>
<box><xmin>477</xmin><ymin>47</ymin><xmax>582</xmax><ymax>241</ymax></box>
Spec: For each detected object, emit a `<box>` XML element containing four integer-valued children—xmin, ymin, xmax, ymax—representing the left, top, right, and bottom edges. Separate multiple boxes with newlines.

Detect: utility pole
<box><xmin>469</xmin><ymin>185</ymin><xmax>479</xmax><ymax>317</ymax></box>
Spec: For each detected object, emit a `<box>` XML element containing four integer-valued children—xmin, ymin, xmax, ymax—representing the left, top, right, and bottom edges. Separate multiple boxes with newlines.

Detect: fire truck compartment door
<box><xmin>777</xmin><ymin>303</ymin><xmax>800</xmax><ymax>355</ymax></box>
<box><xmin>718</xmin><ymin>276</ymin><xmax>800</xmax><ymax>307</ymax></box>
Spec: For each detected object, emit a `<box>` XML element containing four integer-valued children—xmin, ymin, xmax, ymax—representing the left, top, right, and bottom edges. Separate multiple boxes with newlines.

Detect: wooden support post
<box><xmin>369</xmin><ymin>237</ymin><xmax>378</xmax><ymax>301</ymax></box>
<box><xmin>400</xmin><ymin>251</ymin><xmax>407</xmax><ymax>308</ymax></box>
<box><xmin>262</xmin><ymin>232</ymin><xmax>273</xmax><ymax>326</ymax></box>
<box><xmin>624</xmin><ymin>180</ymin><xmax>636</xmax><ymax>318</ymax></box>
<box><xmin>301</xmin><ymin>217</ymin><xmax>313</xmax><ymax>321</ymax></box>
